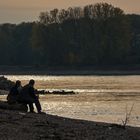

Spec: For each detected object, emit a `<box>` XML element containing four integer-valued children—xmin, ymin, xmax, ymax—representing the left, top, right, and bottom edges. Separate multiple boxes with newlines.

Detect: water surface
<box><xmin>2</xmin><ymin>75</ymin><xmax>140</xmax><ymax>126</ymax></box>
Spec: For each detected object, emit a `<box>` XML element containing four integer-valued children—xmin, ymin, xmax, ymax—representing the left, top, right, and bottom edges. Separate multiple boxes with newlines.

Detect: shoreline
<box><xmin>0</xmin><ymin>109</ymin><xmax>140</xmax><ymax>140</ymax></box>
<box><xmin>1</xmin><ymin>70</ymin><xmax>140</xmax><ymax>76</ymax></box>
<box><xmin>1</xmin><ymin>65</ymin><xmax>140</xmax><ymax>75</ymax></box>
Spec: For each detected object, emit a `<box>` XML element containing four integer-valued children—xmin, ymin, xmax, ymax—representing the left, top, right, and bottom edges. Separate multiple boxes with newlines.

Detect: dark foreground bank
<box><xmin>0</xmin><ymin>109</ymin><xmax>140</xmax><ymax>140</ymax></box>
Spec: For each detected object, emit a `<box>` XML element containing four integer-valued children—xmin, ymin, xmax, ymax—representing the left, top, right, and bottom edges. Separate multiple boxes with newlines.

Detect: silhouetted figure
<box><xmin>7</xmin><ymin>80</ymin><xmax>22</xmax><ymax>104</ymax></box>
<box><xmin>19</xmin><ymin>79</ymin><xmax>42</xmax><ymax>113</ymax></box>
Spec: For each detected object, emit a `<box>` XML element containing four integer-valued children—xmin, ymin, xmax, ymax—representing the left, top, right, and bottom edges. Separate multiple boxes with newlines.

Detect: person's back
<box><xmin>7</xmin><ymin>80</ymin><xmax>21</xmax><ymax>104</ymax></box>
<box><xmin>18</xmin><ymin>79</ymin><xmax>42</xmax><ymax>113</ymax></box>
<box><xmin>19</xmin><ymin>83</ymin><xmax>36</xmax><ymax>102</ymax></box>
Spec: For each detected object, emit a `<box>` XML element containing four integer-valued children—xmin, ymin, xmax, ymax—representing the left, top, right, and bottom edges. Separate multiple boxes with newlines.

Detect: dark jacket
<box><xmin>7</xmin><ymin>86</ymin><xmax>20</xmax><ymax>104</ymax></box>
<box><xmin>18</xmin><ymin>84</ymin><xmax>36</xmax><ymax>103</ymax></box>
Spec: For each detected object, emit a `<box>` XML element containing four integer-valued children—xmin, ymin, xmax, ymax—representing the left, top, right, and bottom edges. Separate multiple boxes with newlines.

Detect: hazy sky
<box><xmin>0</xmin><ymin>0</ymin><xmax>140</xmax><ymax>24</ymax></box>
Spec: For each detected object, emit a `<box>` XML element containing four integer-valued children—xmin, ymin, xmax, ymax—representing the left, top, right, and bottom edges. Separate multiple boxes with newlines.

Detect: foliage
<box><xmin>0</xmin><ymin>3</ymin><xmax>139</xmax><ymax>67</ymax></box>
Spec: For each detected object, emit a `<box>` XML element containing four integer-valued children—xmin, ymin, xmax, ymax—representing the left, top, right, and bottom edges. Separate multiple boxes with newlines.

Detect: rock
<box><xmin>52</xmin><ymin>90</ymin><xmax>76</xmax><ymax>95</ymax></box>
<box><xmin>0</xmin><ymin>76</ymin><xmax>15</xmax><ymax>91</ymax></box>
<box><xmin>0</xmin><ymin>101</ymin><xmax>28</xmax><ymax>112</ymax></box>
<box><xmin>0</xmin><ymin>90</ymin><xmax>9</xmax><ymax>95</ymax></box>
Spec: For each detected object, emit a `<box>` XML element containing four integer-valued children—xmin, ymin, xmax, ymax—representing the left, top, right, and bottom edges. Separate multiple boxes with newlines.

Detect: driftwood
<box><xmin>0</xmin><ymin>101</ymin><xmax>28</xmax><ymax>112</ymax></box>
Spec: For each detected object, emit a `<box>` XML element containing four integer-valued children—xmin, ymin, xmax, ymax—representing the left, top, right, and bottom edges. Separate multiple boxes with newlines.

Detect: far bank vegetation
<box><xmin>0</xmin><ymin>3</ymin><xmax>140</xmax><ymax>68</ymax></box>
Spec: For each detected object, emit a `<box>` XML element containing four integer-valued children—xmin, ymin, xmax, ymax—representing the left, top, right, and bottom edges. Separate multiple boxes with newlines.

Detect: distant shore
<box><xmin>0</xmin><ymin>108</ymin><xmax>140</xmax><ymax>140</ymax></box>
<box><xmin>1</xmin><ymin>65</ymin><xmax>140</xmax><ymax>75</ymax></box>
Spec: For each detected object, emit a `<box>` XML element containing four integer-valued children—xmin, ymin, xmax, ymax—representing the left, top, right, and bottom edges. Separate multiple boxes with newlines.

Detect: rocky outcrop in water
<box><xmin>0</xmin><ymin>76</ymin><xmax>15</xmax><ymax>90</ymax></box>
<box><xmin>37</xmin><ymin>90</ymin><xmax>76</xmax><ymax>95</ymax></box>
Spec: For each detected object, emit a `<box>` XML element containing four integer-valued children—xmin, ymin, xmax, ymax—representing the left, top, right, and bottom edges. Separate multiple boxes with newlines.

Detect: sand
<box><xmin>0</xmin><ymin>109</ymin><xmax>140</xmax><ymax>140</ymax></box>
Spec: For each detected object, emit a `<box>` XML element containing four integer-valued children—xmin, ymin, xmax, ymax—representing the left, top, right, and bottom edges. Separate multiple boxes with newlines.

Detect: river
<box><xmin>1</xmin><ymin>75</ymin><xmax>140</xmax><ymax>127</ymax></box>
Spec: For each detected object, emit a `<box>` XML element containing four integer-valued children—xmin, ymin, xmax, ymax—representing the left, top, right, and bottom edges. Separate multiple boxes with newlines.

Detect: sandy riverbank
<box><xmin>0</xmin><ymin>109</ymin><xmax>140</xmax><ymax>140</ymax></box>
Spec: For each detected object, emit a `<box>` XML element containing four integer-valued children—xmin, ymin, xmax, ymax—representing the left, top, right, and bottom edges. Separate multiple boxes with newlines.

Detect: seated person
<box><xmin>18</xmin><ymin>79</ymin><xmax>42</xmax><ymax>113</ymax></box>
<box><xmin>7</xmin><ymin>80</ymin><xmax>22</xmax><ymax>104</ymax></box>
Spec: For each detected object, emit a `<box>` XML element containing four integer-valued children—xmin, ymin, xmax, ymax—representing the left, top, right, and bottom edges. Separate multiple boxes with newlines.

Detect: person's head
<box><xmin>29</xmin><ymin>79</ymin><xmax>35</xmax><ymax>87</ymax></box>
<box><xmin>15</xmin><ymin>80</ymin><xmax>21</xmax><ymax>87</ymax></box>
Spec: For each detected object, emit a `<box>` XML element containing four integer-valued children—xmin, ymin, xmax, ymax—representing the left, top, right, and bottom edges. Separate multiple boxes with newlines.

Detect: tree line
<box><xmin>0</xmin><ymin>3</ymin><xmax>140</xmax><ymax>68</ymax></box>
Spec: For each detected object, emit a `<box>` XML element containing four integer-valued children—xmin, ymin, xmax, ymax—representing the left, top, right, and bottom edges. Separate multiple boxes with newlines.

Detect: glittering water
<box><xmin>1</xmin><ymin>75</ymin><xmax>140</xmax><ymax>126</ymax></box>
